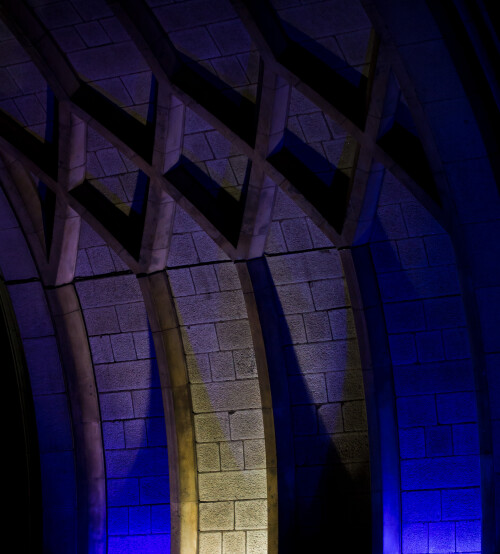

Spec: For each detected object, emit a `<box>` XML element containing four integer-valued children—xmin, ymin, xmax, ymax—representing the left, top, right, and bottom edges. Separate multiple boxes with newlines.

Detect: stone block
<box><xmin>108</xmin><ymin>507</ymin><xmax>128</xmax><ymax>535</ymax></box>
<box><xmin>441</xmin><ymin>488</ymin><xmax>481</xmax><ymax>520</ymax></box>
<box><xmin>401</xmin><ymin>200</ymin><xmax>444</xmax><ymax>237</ymax></box>
<box><xmin>129</xmin><ymin>505</ymin><xmax>151</xmax><ymax>535</ymax></box>
<box><xmin>167</xmin><ymin>234</ymin><xmax>199</xmax><ymax>266</ymax></box>
<box><xmin>452</xmin><ymin>424</ymin><xmax>479</xmax><ymax>455</ymax></box>
<box><xmin>68</xmin><ymin>42</ymin><xmax>148</xmax><ymax>81</ymax></box>
<box><xmin>436</xmin><ymin>392</ymin><xmax>477</xmax><ymax>424</ymax></box>
<box><xmin>442</xmin><ymin>328</ymin><xmax>470</xmax><ymax>360</ymax></box>
<box><xmin>215</xmin><ymin>263</ymin><xmax>240</xmax><ymax>291</ymax></box>
<box><xmin>86</xmin><ymin>245</ymin><xmax>115</xmax><ymax>275</ymax></box>
<box><xmin>317</xmin><ymin>403</ymin><xmax>343</xmax><ymax>433</ymax></box>
<box><xmin>289</xmin><ymin>373</ymin><xmax>327</xmax><ymax>404</ymax></box>
<box><xmin>76</xmin><ymin>275</ymin><xmax>142</xmax><ymax>308</ymax></box>
<box><xmin>170</xmin><ymin>27</ymin><xmax>220</xmax><ymax>60</ymax></box>
<box><xmin>167</xmin><ymin>268</ymin><xmax>195</xmax><ymax>297</ymax></box>
<box><xmin>216</xmin><ymin>319</ymin><xmax>253</xmax><ymax>351</ymax></box>
<box><xmin>115</xmin><ymin>302</ymin><xmax>149</xmax><ymax>332</ymax></box>
<box><xmin>146</xmin><ymin>417</ymin><xmax>167</xmax><ymax>447</ymax></box>
<box><xmin>23</xmin><ymin>336</ymin><xmax>65</xmax><ymax>394</ymax></box>
<box><xmin>199</xmin><ymin>532</ymin><xmax>222</xmax><ymax>554</ymax></box>
<box><xmin>220</xmin><ymin>441</ymin><xmax>244</xmax><ymax>471</ymax></box>
<box><xmin>397</xmin><ymin>238</ymin><xmax>428</xmax><ymax>269</ymax></box>
<box><xmin>140</xmin><ymin>476</ymin><xmax>170</xmax><ymax>504</ymax></box>
<box><xmin>328</xmin><ymin>308</ymin><xmax>357</xmax><ymax>340</ymax></box>
<box><xmin>399</xmin><ymin>428</ymin><xmax>425</xmax><ymax>459</ymax></box>
<box><xmin>280</xmin><ymin>217</ymin><xmax>313</xmax><ymax>251</ymax></box>
<box><xmin>95</xmin><ymin>359</ymin><xmax>159</xmax><ymax>392</ymax></box>
<box><xmin>310</xmin><ymin>278</ymin><xmax>347</xmax><ymax>311</ymax></box>
<box><xmin>186</xmin><ymin>353</ymin><xmax>212</xmax><ymax>383</ymax></box>
<box><xmin>8</xmin><ymin>283</ymin><xmax>53</xmax><ymax>339</ymax></box>
<box><xmin>424</xmin><ymin>235</ymin><xmax>454</xmax><ymax>266</ymax></box>
<box><xmin>208</xmin><ymin>19</ymin><xmax>251</xmax><ymax>55</ymax></box>
<box><xmin>103</xmin><ymin>421</ymin><xmax>125</xmax><ymax>450</ymax></box>
<box><xmin>199</xmin><ymin>501</ymin><xmax>234</xmax><ymax>531</ymax></box>
<box><xmin>151</xmin><ymin>504</ymin><xmax>171</xmax><ymax>533</ymax></box>
<box><xmin>84</xmin><ymin>306</ymin><xmax>120</xmax><ymax>336</ymax></box>
<box><xmin>197</xmin><ymin>443</ymin><xmax>220</xmax><ymax>472</ymax></box>
<box><xmin>132</xmin><ymin>389</ymin><xmax>165</xmax><ymax>417</ymax></box>
<box><xmin>455</xmin><ymin>520</ymin><xmax>481</xmax><ymax>552</ymax></box>
<box><xmin>198</xmin><ymin>469</ymin><xmax>267</xmax><ymax>501</ymax></box>
<box><xmin>100</xmin><ymin>392</ymin><xmax>134</xmax><ymax>420</ymax></box>
<box><xmin>247</xmin><ymin>530</ymin><xmax>267</xmax><ymax>553</ymax></box>
<box><xmin>397</xmin><ymin>395</ymin><xmax>436</xmax><ymax>428</ymax></box>
<box><xmin>133</xmin><ymin>331</ymin><xmax>154</xmax><ymax>359</ymax></box>
<box><xmin>8</xmin><ymin>62</ymin><xmax>46</xmax><ymax>95</ymax></box>
<box><xmin>428</xmin><ymin>521</ymin><xmax>455</xmax><ymax>554</ymax></box>
<box><xmin>191</xmin><ymin>265</ymin><xmax>219</xmax><ymax>294</ymax></box>
<box><xmin>325</xmin><ymin>370</ymin><xmax>364</xmax><ymax>402</ymax></box>
<box><xmin>378</xmin><ymin>266</ymin><xmax>459</xmax><ymax>302</ymax></box>
<box><xmin>194</xmin><ymin>412</ymin><xmax>230</xmax><ymax>443</ymax></box>
<box><xmin>371</xmin><ymin>204</ymin><xmax>408</xmax><ymax>242</ymax></box>
<box><xmin>292</xmin><ymin>405</ymin><xmax>318</xmax><ymax>435</ymax></box>
<box><xmin>107</xmin><ymin>478</ymin><xmax>139</xmax><ymax>507</ymax></box>
<box><xmin>182</xmin><ymin>323</ymin><xmax>219</xmax><ymax>354</ymax></box>
<box><xmin>280</xmin><ymin>315</ymin><xmax>306</xmax><ymax>345</ymax></box>
<box><xmin>193</xmin><ymin>231</ymin><xmax>230</xmax><ymax>264</ymax></box>
<box><xmin>267</xmin><ymin>250</ymin><xmax>342</xmax><ymax>285</ymax></box>
<box><xmin>384</xmin><ymin>301</ymin><xmax>425</xmax><ymax>333</ymax></box>
<box><xmin>402</xmin><ymin>491</ymin><xmax>441</xmax><ymax>522</ymax></box>
<box><xmin>244</xmin><ymin>440</ymin><xmax>266</xmax><ymax>469</ymax></box>
<box><xmin>108</xmin><ymin>535</ymin><xmax>170</xmax><ymax>553</ymax></box>
<box><xmin>275</xmin><ymin>283</ymin><xmax>315</xmax><ymax>314</ymax></box>
<box><xmin>191</xmin><ymin>380</ymin><xmax>261</xmax><ymax>413</ymax></box>
<box><xmin>265</xmin><ymin>221</ymin><xmax>287</xmax><ymax>254</ymax></box>
<box><xmin>235</xmin><ymin>500</ymin><xmax>267</xmax><ymax>530</ymax></box>
<box><xmin>124</xmin><ymin>419</ymin><xmax>147</xmax><ymax>448</ymax></box>
<box><xmin>233</xmin><ymin>349</ymin><xmax>258</xmax><ymax>379</ymax></box>
<box><xmin>370</xmin><ymin>240</ymin><xmax>401</xmax><ymax>273</ymax></box>
<box><xmin>34</xmin><ymin>394</ymin><xmax>73</xmax><ymax>453</ymax></box>
<box><xmin>393</xmin><ymin>360</ymin><xmax>474</xmax><ymax>396</ymax></box>
<box><xmin>425</xmin><ymin>425</ymin><xmax>452</xmax><ymax>457</ymax></box>
<box><xmin>389</xmin><ymin>333</ymin><xmax>417</xmax><ymax>365</ymax></box>
<box><xmin>90</xmin><ymin>335</ymin><xmax>114</xmax><ymax>363</ymax></box>
<box><xmin>230</xmin><ymin>410</ymin><xmax>264</xmax><ymax>440</ymax></box>
<box><xmin>175</xmin><ymin>291</ymin><xmax>246</xmax><ymax>325</ymax></box>
<box><xmin>342</xmin><ymin>400</ymin><xmax>367</xmax><ymax>431</ymax></box>
<box><xmin>106</xmin><ymin>447</ymin><xmax>169</xmax><ymax>478</ymax></box>
<box><xmin>303</xmin><ymin>311</ymin><xmax>332</xmax><ymax>342</ymax></box>
<box><xmin>110</xmin><ymin>333</ymin><xmax>137</xmax><ymax>361</ymax></box>
<box><xmin>222</xmin><ymin>531</ymin><xmax>245</xmax><ymax>553</ymax></box>
<box><xmin>416</xmin><ymin>331</ymin><xmax>444</xmax><ymax>363</ymax></box>
<box><xmin>286</xmin><ymin>340</ymin><xmax>360</xmax><ymax>374</ymax></box>
<box><xmin>402</xmin><ymin>522</ymin><xmax>428</xmax><ymax>554</ymax></box>
<box><xmin>0</xmin><ymin>229</ymin><xmax>37</xmax><ymax>281</ymax></box>
<box><xmin>401</xmin><ymin>456</ymin><xmax>480</xmax><ymax>490</ymax></box>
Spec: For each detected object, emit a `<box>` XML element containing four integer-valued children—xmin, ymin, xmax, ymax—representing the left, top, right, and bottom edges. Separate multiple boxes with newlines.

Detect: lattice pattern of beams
<box><xmin>0</xmin><ymin>0</ymin><xmax>445</xmax><ymax>284</ymax></box>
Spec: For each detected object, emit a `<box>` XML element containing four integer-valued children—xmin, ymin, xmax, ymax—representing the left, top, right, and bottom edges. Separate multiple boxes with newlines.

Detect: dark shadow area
<box><xmin>239</xmin><ymin>0</ymin><xmax>376</xmax><ymax>129</ymax></box>
<box><xmin>0</xmin><ymin>275</ymin><xmax>43</xmax><ymax>553</ymax></box>
<box><xmin>165</xmin><ymin>155</ymin><xmax>250</xmax><ymax>246</ymax></box>
<box><xmin>0</xmin><ymin>106</ymin><xmax>58</xmax><ymax>179</ymax></box>
<box><xmin>247</xmin><ymin>256</ymin><xmax>371</xmax><ymax>553</ymax></box>
<box><xmin>268</xmin><ymin>130</ymin><xmax>355</xmax><ymax>234</ymax></box>
<box><xmin>377</xmin><ymin>75</ymin><xmax>440</xmax><ymax>206</ymax></box>
<box><xmin>173</xmin><ymin>54</ymin><xmax>260</xmax><ymax>146</ymax></box>
<box><xmin>70</xmin><ymin>171</ymin><xmax>149</xmax><ymax>260</ymax></box>
<box><xmin>72</xmin><ymin>82</ymin><xmax>156</xmax><ymax>164</ymax></box>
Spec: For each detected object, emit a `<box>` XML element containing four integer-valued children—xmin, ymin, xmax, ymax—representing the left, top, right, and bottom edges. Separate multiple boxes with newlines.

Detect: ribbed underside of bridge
<box><xmin>1</xmin><ymin>0</ymin><xmax>500</xmax><ymax>552</ymax></box>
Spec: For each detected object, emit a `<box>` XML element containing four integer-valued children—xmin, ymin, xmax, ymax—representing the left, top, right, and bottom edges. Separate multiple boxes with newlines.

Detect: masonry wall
<box><xmin>167</xmin><ymin>206</ymin><xmax>268</xmax><ymax>554</ymax></box>
<box><xmin>369</xmin><ymin>171</ymin><xmax>481</xmax><ymax>553</ymax></box>
<box><xmin>0</xmin><ymin>186</ymin><xmax>77</xmax><ymax>553</ymax></box>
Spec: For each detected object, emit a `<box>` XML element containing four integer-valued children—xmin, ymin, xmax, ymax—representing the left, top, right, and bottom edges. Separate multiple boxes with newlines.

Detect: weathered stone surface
<box><xmin>198</xmin><ymin>470</ymin><xmax>267</xmax><ymax>501</ymax></box>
